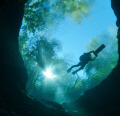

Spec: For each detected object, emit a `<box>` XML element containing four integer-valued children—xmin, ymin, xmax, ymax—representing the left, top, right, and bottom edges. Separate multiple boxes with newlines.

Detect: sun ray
<box><xmin>43</xmin><ymin>69</ymin><xmax>56</xmax><ymax>78</ymax></box>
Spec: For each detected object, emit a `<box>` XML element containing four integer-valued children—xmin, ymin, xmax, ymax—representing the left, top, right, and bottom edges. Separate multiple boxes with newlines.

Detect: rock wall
<box><xmin>62</xmin><ymin>1</ymin><xmax>120</xmax><ymax>116</ymax></box>
<box><xmin>0</xmin><ymin>1</ymin><xmax>69</xmax><ymax>116</ymax></box>
<box><xmin>0</xmin><ymin>0</ymin><xmax>120</xmax><ymax>116</ymax></box>
<box><xmin>111</xmin><ymin>0</ymin><xmax>120</xmax><ymax>63</ymax></box>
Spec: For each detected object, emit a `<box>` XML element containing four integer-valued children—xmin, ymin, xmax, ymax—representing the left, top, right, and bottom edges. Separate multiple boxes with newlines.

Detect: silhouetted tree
<box><xmin>85</xmin><ymin>33</ymin><xmax>118</xmax><ymax>88</ymax></box>
<box><xmin>18</xmin><ymin>0</ymin><xmax>95</xmax><ymax>102</ymax></box>
<box><xmin>22</xmin><ymin>0</ymin><xmax>94</xmax><ymax>33</ymax></box>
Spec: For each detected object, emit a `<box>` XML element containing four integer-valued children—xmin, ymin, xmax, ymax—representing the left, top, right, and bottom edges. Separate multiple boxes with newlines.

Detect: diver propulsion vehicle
<box><xmin>90</xmin><ymin>44</ymin><xmax>105</xmax><ymax>60</ymax></box>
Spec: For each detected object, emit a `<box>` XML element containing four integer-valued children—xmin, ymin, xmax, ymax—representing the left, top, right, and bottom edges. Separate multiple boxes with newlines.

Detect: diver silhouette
<box><xmin>67</xmin><ymin>44</ymin><xmax>105</xmax><ymax>75</ymax></box>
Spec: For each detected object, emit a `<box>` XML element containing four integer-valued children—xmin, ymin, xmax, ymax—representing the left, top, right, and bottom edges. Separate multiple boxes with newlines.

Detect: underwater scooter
<box><xmin>90</xmin><ymin>44</ymin><xmax>105</xmax><ymax>60</ymax></box>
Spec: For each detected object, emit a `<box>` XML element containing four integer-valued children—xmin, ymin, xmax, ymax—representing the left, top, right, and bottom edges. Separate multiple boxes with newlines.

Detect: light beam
<box><xmin>43</xmin><ymin>69</ymin><xmax>56</xmax><ymax>78</ymax></box>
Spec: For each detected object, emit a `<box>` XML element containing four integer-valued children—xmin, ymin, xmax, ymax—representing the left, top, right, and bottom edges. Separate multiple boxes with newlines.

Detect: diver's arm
<box><xmin>88</xmin><ymin>51</ymin><xmax>94</xmax><ymax>54</ymax></box>
<box><xmin>90</xmin><ymin>57</ymin><xmax>96</xmax><ymax>61</ymax></box>
<box><xmin>84</xmin><ymin>51</ymin><xmax>94</xmax><ymax>55</ymax></box>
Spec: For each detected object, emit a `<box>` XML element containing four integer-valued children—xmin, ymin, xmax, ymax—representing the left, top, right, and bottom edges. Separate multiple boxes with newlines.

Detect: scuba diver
<box><xmin>67</xmin><ymin>44</ymin><xmax>105</xmax><ymax>75</ymax></box>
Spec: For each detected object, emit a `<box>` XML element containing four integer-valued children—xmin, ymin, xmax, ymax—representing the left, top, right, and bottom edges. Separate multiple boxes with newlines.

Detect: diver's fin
<box><xmin>67</xmin><ymin>68</ymin><xmax>72</xmax><ymax>73</ymax></box>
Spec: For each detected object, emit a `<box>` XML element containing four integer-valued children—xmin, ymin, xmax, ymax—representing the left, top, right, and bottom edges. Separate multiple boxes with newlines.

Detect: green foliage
<box><xmin>19</xmin><ymin>31</ymin><xmax>29</xmax><ymax>55</ymax></box>
<box><xmin>85</xmin><ymin>33</ymin><xmax>118</xmax><ymax>88</ymax></box>
<box><xmin>19</xmin><ymin>0</ymin><xmax>95</xmax><ymax>103</ymax></box>
<box><xmin>19</xmin><ymin>30</ymin><xmax>76</xmax><ymax>102</ymax></box>
<box><xmin>23</xmin><ymin>0</ymin><xmax>51</xmax><ymax>32</ymax></box>
<box><xmin>22</xmin><ymin>0</ymin><xmax>94</xmax><ymax>33</ymax></box>
<box><xmin>53</xmin><ymin>0</ymin><xmax>94</xmax><ymax>23</ymax></box>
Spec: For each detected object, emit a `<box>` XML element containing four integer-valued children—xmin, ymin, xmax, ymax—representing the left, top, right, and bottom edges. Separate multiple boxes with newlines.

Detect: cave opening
<box><xmin>18</xmin><ymin>0</ymin><xmax>118</xmax><ymax>104</ymax></box>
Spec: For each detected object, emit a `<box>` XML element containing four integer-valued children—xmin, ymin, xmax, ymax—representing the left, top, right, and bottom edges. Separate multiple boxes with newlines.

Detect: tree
<box><xmin>19</xmin><ymin>31</ymin><xmax>76</xmax><ymax>102</ymax></box>
<box><xmin>18</xmin><ymin>0</ymin><xmax>95</xmax><ymax>102</ymax></box>
<box><xmin>22</xmin><ymin>0</ymin><xmax>94</xmax><ymax>33</ymax></box>
<box><xmin>85</xmin><ymin>32</ymin><xmax>118</xmax><ymax>89</ymax></box>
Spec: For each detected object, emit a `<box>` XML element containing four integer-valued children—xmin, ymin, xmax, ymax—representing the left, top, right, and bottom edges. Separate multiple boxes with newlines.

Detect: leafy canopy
<box><xmin>85</xmin><ymin>32</ymin><xmax>118</xmax><ymax>88</ymax></box>
<box><xmin>19</xmin><ymin>0</ymin><xmax>94</xmax><ymax>103</ymax></box>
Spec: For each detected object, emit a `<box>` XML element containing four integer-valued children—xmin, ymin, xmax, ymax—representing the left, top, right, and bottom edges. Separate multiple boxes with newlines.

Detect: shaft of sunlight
<box><xmin>43</xmin><ymin>68</ymin><xmax>56</xmax><ymax>79</ymax></box>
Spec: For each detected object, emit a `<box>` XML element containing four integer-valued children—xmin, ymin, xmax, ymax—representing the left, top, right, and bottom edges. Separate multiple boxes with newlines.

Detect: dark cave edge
<box><xmin>0</xmin><ymin>0</ymin><xmax>69</xmax><ymax>116</ymax></box>
<box><xmin>62</xmin><ymin>0</ymin><xmax>120</xmax><ymax>116</ymax></box>
<box><xmin>0</xmin><ymin>0</ymin><xmax>120</xmax><ymax>116</ymax></box>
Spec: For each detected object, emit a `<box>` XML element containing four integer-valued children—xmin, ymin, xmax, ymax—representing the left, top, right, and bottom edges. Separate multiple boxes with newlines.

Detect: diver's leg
<box><xmin>72</xmin><ymin>63</ymin><xmax>86</xmax><ymax>74</ymax></box>
<box><xmin>67</xmin><ymin>62</ymin><xmax>81</xmax><ymax>73</ymax></box>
